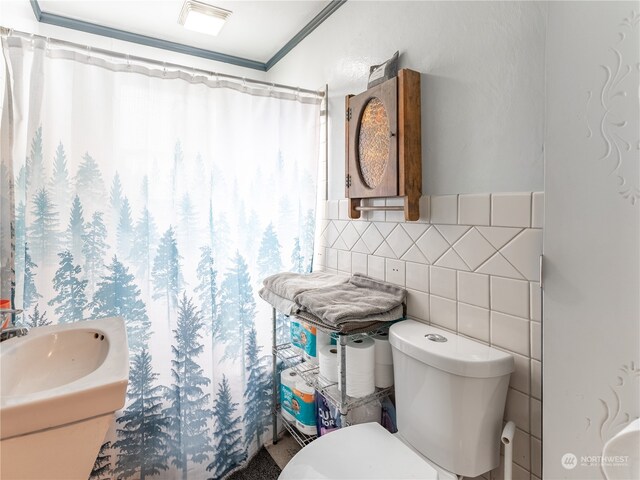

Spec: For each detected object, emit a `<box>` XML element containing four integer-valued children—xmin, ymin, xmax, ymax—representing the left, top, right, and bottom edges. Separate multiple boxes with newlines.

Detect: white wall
<box><xmin>543</xmin><ymin>2</ymin><xmax>640</xmax><ymax>478</ymax></box>
<box><xmin>267</xmin><ymin>0</ymin><xmax>546</xmax><ymax>199</ymax></box>
<box><xmin>0</xmin><ymin>0</ymin><xmax>266</xmax><ymax>80</ymax></box>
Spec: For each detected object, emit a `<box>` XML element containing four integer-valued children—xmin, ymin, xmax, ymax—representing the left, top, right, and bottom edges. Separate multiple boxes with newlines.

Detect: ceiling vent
<box><xmin>178</xmin><ymin>0</ymin><xmax>232</xmax><ymax>36</ymax></box>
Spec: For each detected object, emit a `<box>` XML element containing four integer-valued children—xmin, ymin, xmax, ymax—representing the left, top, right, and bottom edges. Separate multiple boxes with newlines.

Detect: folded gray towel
<box><xmin>294</xmin><ymin>310</ymin><xmax>391</xmax><ymax>334</ymax></box>
<box><xmin>258</xmin><ymin>287</ymin><xmax>298</xmax><ymax>316</ymax></box>
<box><xmin>294</xmin><ymin>275</ymin><xmax>406</xmax><ymax>325</ymax></box>
<box><xmin>262</xmin><ymin>271</ymin><xmax>349</xmax><ymax>301</ymax></box>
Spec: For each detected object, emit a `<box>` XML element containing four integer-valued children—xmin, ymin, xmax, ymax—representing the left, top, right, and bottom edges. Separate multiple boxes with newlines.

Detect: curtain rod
<box><xmin>0</xmin><ymin>27</ymin><xmax>325</xmax><ymax>98</ymax></box>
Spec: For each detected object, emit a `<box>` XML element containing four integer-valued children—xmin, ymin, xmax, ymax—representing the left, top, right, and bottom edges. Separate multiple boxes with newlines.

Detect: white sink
<box><xmin>0</xmin><ymin>317</ymin><xmax>129</xmax><ymax>479</ymax></box>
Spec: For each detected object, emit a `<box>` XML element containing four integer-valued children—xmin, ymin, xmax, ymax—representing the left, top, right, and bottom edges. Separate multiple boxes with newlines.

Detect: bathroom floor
<box><xmin>266</xmin><ymin>432</ymin><xmax>301</xmax><ymax>469</ymax></box>
<box><xmin>228</xmin><ymin>446</ymin><xmax>284</xmax><ymax>480</ymax></box>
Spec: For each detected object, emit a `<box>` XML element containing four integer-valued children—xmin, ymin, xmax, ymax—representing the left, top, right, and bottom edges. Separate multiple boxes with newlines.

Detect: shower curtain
<box><xmin>0</xmin><ymin>34</ymin><xmax>321</xmax><ymax>479</ymax></box>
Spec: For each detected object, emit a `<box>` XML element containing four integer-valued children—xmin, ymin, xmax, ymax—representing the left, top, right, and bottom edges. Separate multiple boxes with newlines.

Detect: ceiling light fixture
<box><xmin>179</xmin><ymin>0</ymin><xmax>232</xmax><ymax>37</ymax></box>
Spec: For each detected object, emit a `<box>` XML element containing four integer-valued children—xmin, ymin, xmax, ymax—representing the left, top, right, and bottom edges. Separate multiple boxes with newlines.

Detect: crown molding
<box><xmin>29</xmin><ymin>0</ymin><xmax>346</xmax><ymax>72</ymax></box>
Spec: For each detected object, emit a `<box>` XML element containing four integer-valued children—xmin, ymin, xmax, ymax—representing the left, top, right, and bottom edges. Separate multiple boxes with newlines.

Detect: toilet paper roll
<box><xmin>337</xmin><ymin>337</ymin><xmax>376</xmax><ymax>398</ymax></box>
<box><xmin>318</xmin><ymin>344</ymin><xmax>339</xmax><ymax>382</ymax></box>
<box><xmin>317</xmin><ymin>330</ymin><xmax>332</xmax><ymax>347</ymax></box>
<box><xmin>372</xmin><ymin>332</ymin><xmax>393</xmax><ymax>365</ymax></box>
<box><xmin>280</xmin><ymin>367</ymin><xmax>299</xmax><ymax>422</ymax></box>
<box><xmin>375</xmin><ymin>363</ymin><xmax>394</xmax><ymax>388</ymax></box>
<box><xmin>294</xmin><ymin>379</ymin><xmax>316</xmax><ymax>435</ymax></box>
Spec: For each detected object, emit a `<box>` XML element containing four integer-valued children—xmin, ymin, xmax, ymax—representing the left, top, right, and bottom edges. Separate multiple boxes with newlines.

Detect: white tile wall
<box><xmin>430</xmin><ymin>266</ymin><xmax>457</xmax><ymax>299</ymax></box>
<box><xmin>531</xmin><ymin>359</ymin><xmax>541</xmax><ymax>399</ymax></box>
<box><xmin>459</xmin><ymin>193</ymin><xmax>491</xmax><ymax>226</ymax></box>
<box><xmin>505</xmin><ymin>388</ymin><xmax>530</xmax><ymax>432</ymax></box>
<box><xmin>351</xmin><ymin>252</ymin><xmax>367</xmax><ymax>275</ymax></box>
<box><xmin>430</xmin><ymin>195</ymin><xmax>458</xmax><ymax>224</ymax></box>
<box><xmin>531</xmin><ymin>192</ymin><xmax>544</xmax><ymax>229</ymax></box>
<box><xmin>337</xmin><ymin>249</ymin><xmax>352</xmax><ymax>273</ymax></box>
<box><xmin>367</xmin><ymin>255</ymin><xmax>385</xmax><ymax>280</ymax></box>
<box><xmin>430</xmin><ymin>295</ymin><xmax>457</xmax><ymax>330</ymax></box>
<box><xmin>491</xmin><ymin>311</ymin><xmax>530</xmax><ymax>356</ymax></box>
<box><xmin>385</xmin><ymin>258</ymin><xmax>406</xmax><ymax>286</ymax></box>
<box><xmin>530</xmin><ymin>282</ymin><xmax>541</xmax><ymax>322</ymax></box>
<box><xmin>316</xmin><ymin>192</ymin><xmax>543</xmax><ymax>480</ymax></box>
<box><xmin>458</xmin><ymin>302</ymin><xmax>490</xmax><ymax>343</ymax></box>
<box><xmin>458</xmin><ymin>271</ymin><xmax>490</xmax><ymax>308</ymax></box>
<box><xmin>406</xmin><ymin>262</ymin><xmax>429</xmax><ymax>292</ymax></box>
<box><xmin>509</xmin><ymin>352</ymin><xmax>531</xmax><ymax>395</ymax></box>
<box><xmin>407</xmin><ymin>289</ymin><xmax>430</xmax><ymax>321</ymax></box>
<box><xmin>491</xmin><ymin>277</ymin><xmax>530</xmax><ymax>318</ymax></box>
<box><xmin>491</xmin><ymin>193</ymin><xmax>532</xmax><ymax>227</ymax></box>
<box><xmin>454</xmin><ymin>228</ymin><xmax>495</xmax><ymax>270</ymax></box>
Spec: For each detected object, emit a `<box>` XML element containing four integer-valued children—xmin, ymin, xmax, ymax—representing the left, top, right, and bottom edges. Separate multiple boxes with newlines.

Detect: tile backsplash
<box><xmin>314</xmin><ymin>192</ymin><xmax>543</xmax><ymax>480</ymax></box>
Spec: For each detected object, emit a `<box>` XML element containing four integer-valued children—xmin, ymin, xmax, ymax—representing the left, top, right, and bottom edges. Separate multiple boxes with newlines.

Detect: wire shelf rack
<box><xmin>278</xmin><ymin>411</ymin><xmax>317</xmax><ymax>446</ymax></box>
<box><xmin>274</xmin><ymin>343</ymin><xmax>393</xmax><ymax>411</ymax></box>
<box><xmin>271</xmin><ymin>306</ymin><xmax>398</xmax><ymax>448</ymax></box>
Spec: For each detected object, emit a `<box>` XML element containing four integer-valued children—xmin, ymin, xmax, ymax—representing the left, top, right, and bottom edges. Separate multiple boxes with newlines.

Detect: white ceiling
<box><xmin>39</xmin><ymin>0</ymin><xmax>330</xmax><ymax>63</ymax></box>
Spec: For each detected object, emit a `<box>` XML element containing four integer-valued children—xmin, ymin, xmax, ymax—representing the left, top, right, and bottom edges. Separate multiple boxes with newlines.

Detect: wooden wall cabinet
<box><xmin>345</xmin><ymin>68</ymin><xmax>422</xmax><ymax>221</ymax></box>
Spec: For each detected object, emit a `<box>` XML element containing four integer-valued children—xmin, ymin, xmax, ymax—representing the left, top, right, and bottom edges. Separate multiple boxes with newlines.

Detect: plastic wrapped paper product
<box><xmin>280</xmin><ymin>367</ymin><xmax>299</xmax><ymax>422</ymax></box>
<box><xmin>294</xmin><ymin>379</ymin><xmax>316</xmax><ymax>435</ymax></box>
<box><xmin>315</xmin><ymin>392</ymin><xmax>341</xmax><ymax>436</ymax></box>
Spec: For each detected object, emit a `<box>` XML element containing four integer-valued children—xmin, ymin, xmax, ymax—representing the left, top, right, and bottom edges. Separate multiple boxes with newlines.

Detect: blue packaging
<box><xmin>315</xmin><ymin>392</ymin><xmax>341</xmax><ymax>436</ymax></box>
<box><xmin>291</xmin><ymin>320</ymin><xmax>303</xmax><ymax>349</ymax></box>
<box><xmin>293</xmin><ymin>381</ymin><xmax>316</xmax><ymax>433</ymax></box>
<box><xmin>300</xmin><ymin>323</ymin><xmax>317</xmax><ymax>358</ymax></box>
<box><xmin>381</xmin><ymin>396</ymin><xmax>398</xmax><ymax>433</ymax></box>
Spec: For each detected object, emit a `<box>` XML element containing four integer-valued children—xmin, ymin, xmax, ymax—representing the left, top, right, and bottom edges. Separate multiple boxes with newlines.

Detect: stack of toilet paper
<box><xmin>337</xmin><ymin>337</ymin><xmax>376</xmax><ymax>398</ymax></box>
<box><xmin>373</xmin><ymin>332</ymin><xmax>394</xmax><ymax>388</ymax></box>
<box><xmin>280</xmin><ymin>367</ymin><xmax>299</xmax><ymax>422</ymax></box>
<box><xmin>293</xmin><ymin>378</ymin><xmax>316</xmax><ymax>435</ymax></box>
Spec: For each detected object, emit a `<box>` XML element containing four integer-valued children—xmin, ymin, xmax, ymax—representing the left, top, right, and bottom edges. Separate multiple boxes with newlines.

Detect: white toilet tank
<box><xmin>389</xmin><ymin>320</ymin><xmax>514</xmax><ymax>478</ymax></box>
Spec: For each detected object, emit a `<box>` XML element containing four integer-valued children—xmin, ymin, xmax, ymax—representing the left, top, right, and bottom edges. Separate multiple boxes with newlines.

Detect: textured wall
<box><xmin>267</xmin><ymin>1</ymin><xmax>546</xmax><ymax>198</ymax></box>
<box><xmin>543</xmin><ymin>2</ymin><xmax>640</xmax><ymax>478</ymax></box>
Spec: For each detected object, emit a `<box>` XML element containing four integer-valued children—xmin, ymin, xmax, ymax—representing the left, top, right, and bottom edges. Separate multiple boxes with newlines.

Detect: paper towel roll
<box><xmin>319</xmin><ymin>345</ymin><xmax>339</xmax><ymax>382</ymax></box>
<box><xmin>337</xmin><ymin>337</ymin><xmax>376</xmax><ymax>398</ymax></box>
<box><xmin>294</xmin><ymin>379</ymin><xmax>316</xmax><ymax>435</ymax></box>
<box><xmin>280</xmin><ymin>367</ymin><xmax>298</xmax><ymax>422</ymax></box>
<box><xmin>375</xmin><ymin>363</ymin><xmax>394</xmax><ymax>388</ymax></box>
<box><xmin>372</xmin><ymin>332</ymin><xmax>393</xmax><ymax>365</ymax></box>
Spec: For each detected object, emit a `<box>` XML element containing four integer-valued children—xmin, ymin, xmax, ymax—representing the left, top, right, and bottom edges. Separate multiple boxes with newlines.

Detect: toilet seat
<box><xmin>278</xmin><ymin>423</ymin><xmax>445</xmax><ymax>480</ymax></box>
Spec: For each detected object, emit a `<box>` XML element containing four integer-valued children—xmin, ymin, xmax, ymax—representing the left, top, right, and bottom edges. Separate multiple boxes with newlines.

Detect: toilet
<box><xmin>279</xmin><ymin>319</ymin><xmax>514</xmax><ymax>479</ymax></box>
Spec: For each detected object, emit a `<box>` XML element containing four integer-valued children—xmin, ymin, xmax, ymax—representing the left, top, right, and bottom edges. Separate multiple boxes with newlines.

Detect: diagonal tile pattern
<box><xmin>323</xmin><ymin>194</ymin><xmax>542</xmax><ymax>282</ymax></box>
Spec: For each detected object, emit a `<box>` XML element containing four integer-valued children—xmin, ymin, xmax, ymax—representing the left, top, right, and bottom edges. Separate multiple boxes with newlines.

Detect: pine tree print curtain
<box><xmin>0</xmin><ymin>35</ymin><xmax>321</xmax><ymax>479</ymax></box>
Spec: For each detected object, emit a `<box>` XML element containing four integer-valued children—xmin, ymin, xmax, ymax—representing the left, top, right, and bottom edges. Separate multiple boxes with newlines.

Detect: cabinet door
<box><xmin>346</xmin><ymin>77</ymin><xmax>398</xmax><ymax>199</ymax></box>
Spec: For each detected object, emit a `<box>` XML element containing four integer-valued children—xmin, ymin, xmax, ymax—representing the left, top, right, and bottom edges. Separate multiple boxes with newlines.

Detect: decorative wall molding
<box><xmin>588</xmin><ymin>10</ymin><xmax>640</xmax><ymax>205</ymax></box>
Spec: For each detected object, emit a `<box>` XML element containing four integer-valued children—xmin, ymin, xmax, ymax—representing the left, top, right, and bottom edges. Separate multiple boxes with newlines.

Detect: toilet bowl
<box><xmin>279</xmin><ymin>422</ymin><xmax>453</xmax><ymax>479</ymax></box>
<box><xmin>279</xmin><ymin>320</ymin><xmax>514</xmax><ymax>480</ymax></box>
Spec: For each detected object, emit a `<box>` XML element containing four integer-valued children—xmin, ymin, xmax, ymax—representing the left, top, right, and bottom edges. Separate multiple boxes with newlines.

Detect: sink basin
<box><xmin>0</xmin><ymin>316</ymin><xmax>129</xmax><ymax>440</ymax></box>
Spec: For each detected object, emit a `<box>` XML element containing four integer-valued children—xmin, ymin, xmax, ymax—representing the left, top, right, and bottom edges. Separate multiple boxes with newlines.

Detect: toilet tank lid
<box><xmin>389</xmin><ymin>320</ymin><xmax>514</xmax><ymax>378</ymax></box>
